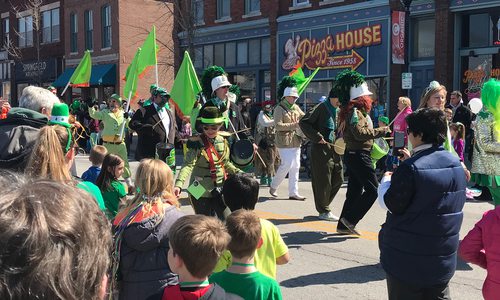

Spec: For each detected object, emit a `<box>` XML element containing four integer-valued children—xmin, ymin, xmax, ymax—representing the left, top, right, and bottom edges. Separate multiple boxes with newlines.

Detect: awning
<box><xmin>52</xmin><ymin>64</ymin><xmax>116</xmax><ymax>87</ymax></box>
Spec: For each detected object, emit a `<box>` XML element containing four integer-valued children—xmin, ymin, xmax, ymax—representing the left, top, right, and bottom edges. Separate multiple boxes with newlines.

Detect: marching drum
<box><xmin>371</xmin><ymin>137</ymin><xmax>389</xmax><ymax>161</ymax></box>
<box><xmin>230</xmin><ymin>139</ymin><xmax>254</xmax><ymax>168</ymax></box>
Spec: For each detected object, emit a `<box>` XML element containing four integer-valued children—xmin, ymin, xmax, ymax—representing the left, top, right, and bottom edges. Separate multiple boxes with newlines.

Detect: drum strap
<box><xmin>201</xmin><ymin>135</ymin><xmax>226</xmax><ymax>186</ymax></box>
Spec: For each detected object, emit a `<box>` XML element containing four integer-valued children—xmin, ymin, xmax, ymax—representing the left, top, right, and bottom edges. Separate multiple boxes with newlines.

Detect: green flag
<box><xmin>170</xmin><ymin>51</ymin><xmax>202</xmax><ymax>117</ymax></box>
<box><xmin>123</xmin><ymin>26</ymin><xmax>159</xmax><ymax>81</ymax></box>
<box><xmin>69</xmin><ymin>50</ymin><xmax>92</xmax><ymax>87</ymax></box>
<box><xmin>289</xmin><ymin>63</ymin><xmax>320</xmax><ymax>96</ymax></box>
<box><xmin>124</xmin><ymin>48</ymin><xmax>141</xmax><ymax>100</ymax></box>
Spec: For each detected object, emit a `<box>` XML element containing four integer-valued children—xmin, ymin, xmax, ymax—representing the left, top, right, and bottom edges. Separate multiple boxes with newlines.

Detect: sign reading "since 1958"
<box><xmin>282</xmin><ymin>24</ymin><xmax>382</xmax><ymax>71</ymax></box>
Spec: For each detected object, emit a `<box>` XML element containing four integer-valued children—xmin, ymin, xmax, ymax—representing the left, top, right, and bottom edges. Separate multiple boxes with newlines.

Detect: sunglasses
<box><xmin>203</xmin><ymin>125</ymin><xmax>221</xmax><ymax>131</ymax></box>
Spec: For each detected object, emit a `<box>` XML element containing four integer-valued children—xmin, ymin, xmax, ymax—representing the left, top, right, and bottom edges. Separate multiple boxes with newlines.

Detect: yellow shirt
<box><xmin>213</xmin><ymin>218</ymin><xmax>288</xmax><ymax>279</ymax></box>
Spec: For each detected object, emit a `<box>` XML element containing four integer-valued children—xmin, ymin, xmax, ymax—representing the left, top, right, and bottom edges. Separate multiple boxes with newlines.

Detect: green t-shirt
<box><xmin>209</xmin><ymin>270</ymin><xmax>282</xmax><ymax>300</ymax></box>
<box><xmin>77</xmin><ymin>181</ymin><xmax>106</xmax><ymax>211</ymax></box>
<box><xmin>101</xmin><ymin>180</ymin><xmax>127</xmax><ymax>219</ymax></box>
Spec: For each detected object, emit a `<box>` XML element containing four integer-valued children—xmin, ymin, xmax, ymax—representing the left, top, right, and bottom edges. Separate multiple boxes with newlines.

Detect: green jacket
<box><xmin>175</xmin><ymin>135</ymin><xmax>240</xmax><ymax>198</ymax></box>
<box><xmin>343</xmin><ymin>109</ymin><xmax>386</xmax><ymax>152</ymax></box>
<box><xmin>88</xmin><ymin>107</ymin><xmax>129</xmax><ymax>142</ymax></box>
<box><xmin>299</xmin><ymin>102</ymin><xmax>336</xmax><ymax>144</ymax></box>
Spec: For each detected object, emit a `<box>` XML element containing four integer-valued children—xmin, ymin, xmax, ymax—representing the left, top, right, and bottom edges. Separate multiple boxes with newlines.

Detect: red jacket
<box><xmin>459</xmin><ymin>206</ymin><xmax>500</xmax><ymax>300</ymax></box>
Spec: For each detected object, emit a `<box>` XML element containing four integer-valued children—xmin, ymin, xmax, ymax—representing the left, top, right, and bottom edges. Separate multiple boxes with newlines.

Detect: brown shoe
<box><xmin>339</xmin><ymin>217</ymin><xmax>361</xmax><ymax>236</ymax></box>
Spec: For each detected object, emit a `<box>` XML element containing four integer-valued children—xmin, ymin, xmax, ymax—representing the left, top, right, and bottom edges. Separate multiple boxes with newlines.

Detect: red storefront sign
<box><xmin>391</xmin><ymin>11</ymin><xmax>405</xmax><ymax>65</ymax></box>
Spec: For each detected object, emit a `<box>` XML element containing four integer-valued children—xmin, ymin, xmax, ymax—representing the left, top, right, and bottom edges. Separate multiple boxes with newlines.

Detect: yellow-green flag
<box><xmin>170</xmin><ymin>51</ymin><xmax>202</xmax><ymax>117</ymax></box>
<box><xmin>69</xmin><ymin>50</ymin><xmax>92</xmax><ymax>87</ymax></box>
<box><xmin>124</xmin><ymin>48</ymin><xmax>141</xmax><ymax>99</ymax></box>
<box><xmin>289</xmin><ymin>63</ymin><xmax>320</xmax><ymax>96</ymax></box>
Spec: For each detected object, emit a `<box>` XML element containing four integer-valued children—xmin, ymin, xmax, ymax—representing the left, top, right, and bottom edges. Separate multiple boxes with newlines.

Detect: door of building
<box><xmin>409</xmin><ymin>64</ymin><xmax>434</xmax><ymax>110</ymax></box>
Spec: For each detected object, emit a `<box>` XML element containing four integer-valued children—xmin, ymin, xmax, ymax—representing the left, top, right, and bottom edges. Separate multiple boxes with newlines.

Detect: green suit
<box><xmin>299</xmin><ymin>101</ymin><xmax>343</xmax><ymax>214</ymax></box>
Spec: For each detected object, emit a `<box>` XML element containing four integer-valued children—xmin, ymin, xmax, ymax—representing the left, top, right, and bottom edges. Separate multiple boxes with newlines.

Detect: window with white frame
<box><xmin>245</xmin><ymin>0</ymin><xmax>260</xmax><ymax>14</ymax></box>
<box><xmin>293</xmin><ymin>0</ymin><xmax>309</xmax><ymax>6</ymax></box>
<box><xmin>1</xmin><ymin>18</ymin><xmax>9</xmax><ymax>49</ymax></box>
<box><xmin>101</xmin><ymin>5</ymin><xmax>111</xmax><ymax>48</ymax></box>
<box><xmin>70</xmin><ymin>13</ymin><xmax>77</xmax><ymax>53</ymax></box>
<box><xmin>42</xmin><ymin>8</ymin><xmax>60</xmax><ymax>43</ymax></box>
<box><xmin>18</xmin><ymin>15</ymin><xmax>33</xmax><ymax>48</ymax></box>
<box><xmin>84</xmin><ymin>10</ymin><xmax>93</xmax><ymax>50</ymax></box>
<box><xmin>192</xmin><ymin>0</ymin><xmax>204</xmax><ymax>25</ymax></box>
<box><xmin>217</xmin><ymin>0</ymin><xmax>230</xmax><ymax>20</ymax></box>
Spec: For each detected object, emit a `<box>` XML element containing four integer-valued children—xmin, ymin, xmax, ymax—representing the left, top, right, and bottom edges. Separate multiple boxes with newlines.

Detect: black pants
<box><xmin>337</xmin><ymin>150</ymin><xmax>378</xmax><ymax>230</ymax></box>
<box><xmin>386</xmin><ymin>274</ymin><xmax>451</xmax><ymax>300</ymax></box>
<box><xmin>189</xmin><ymin>195</ymin><xmax>230</xmax><ymax>221</ymax></box>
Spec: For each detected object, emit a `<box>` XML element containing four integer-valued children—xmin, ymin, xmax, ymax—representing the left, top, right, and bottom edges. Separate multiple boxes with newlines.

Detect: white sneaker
<box><xmin>318</xmin><ymin>212</ymin><xmax>339</xmax><ymax>222</ymax></box>
<box><xmin>269</xmin><ymin>188</ymin><xmax>278</xmax><ymax>198</ymax></box>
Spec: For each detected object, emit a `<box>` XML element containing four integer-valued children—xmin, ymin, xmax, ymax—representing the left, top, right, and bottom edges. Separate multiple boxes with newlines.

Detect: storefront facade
<box><xmin>276</xmin><ymin>1</ymin><xmax>390</xmax><ymax>111</ymax></box>
<box><xmin>181</xmin><ymin>19</ymin><xmax>272</xmax><ymax>102</ymax></box>
<box><xmin>0</xmin><ymin>51</ymin><xmax>11</xmax><ymax>100</ymax></box>
<box><xmin>14</xmin><ymin>58</ymin><xmax>61</xmax><ymax>99</ymax></box>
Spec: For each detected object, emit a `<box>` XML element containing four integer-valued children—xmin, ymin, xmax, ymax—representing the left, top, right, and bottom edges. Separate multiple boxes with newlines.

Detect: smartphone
<box><xmin>394</xmin><ymin>131</ymin><xmax>405</xmax><ymax>157</ymax></box>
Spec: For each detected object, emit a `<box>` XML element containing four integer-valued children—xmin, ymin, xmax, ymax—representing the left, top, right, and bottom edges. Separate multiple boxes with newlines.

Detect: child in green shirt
<box><xmin>96</xmin><ymin>153</ymin><xmax>127</xmax><ymax>219</ymax></box>
<box><xmin>210</xmin><ymin>210</ymin><xmax>283</xmax><ymax>300</ymax></box>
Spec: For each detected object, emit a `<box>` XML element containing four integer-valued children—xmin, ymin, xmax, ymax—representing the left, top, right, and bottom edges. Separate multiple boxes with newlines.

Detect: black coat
<box><xmin>129</xmin><ymin>104</ymin><xmax>176</xmax><ymax>160</ymax></box>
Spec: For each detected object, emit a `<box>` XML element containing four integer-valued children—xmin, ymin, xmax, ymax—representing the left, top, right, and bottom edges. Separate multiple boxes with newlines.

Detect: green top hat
<box><xmin>198</xmin><ymin>106</ymin><xmax>225</xmax><ymax>125</ymax></box>
<box><xmin>109</xmin><ymin>94</ymin><xmax>122</xmax><ymax>104</ymax></box>
<box><xmin>48</xmin><ymin>103</ymin><xmax>71</xmax><ymax>128</ymax></box>
<box><xmin>153</xmin><ymin>87</ymin><xmax>170</xmax><ymax>98</ymax></box>
<box><xmin>378</xmin><ymin>116</ymin><xmax>389</xmax><ymax>125</ymax></box>
<box><xmin>150</xmin><ymin>84</ymin><xmax>158</xmax><ymax>93</ymax></box>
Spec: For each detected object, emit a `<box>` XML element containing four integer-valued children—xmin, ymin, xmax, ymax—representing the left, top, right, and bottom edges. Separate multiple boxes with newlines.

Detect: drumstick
<box><xmin>326</xmin><ymin>141</ymin><xmax>345</xmax><ymax>151</ymax></box>
<box><xmin>387</xmin><ymin>105</ymin><xmax>408</xmax><ymax>127</ymax></box>
<box><xmin>228</xmin><ymin>118</ymin><xmax>267</xmax><ymax>168</ymax></box>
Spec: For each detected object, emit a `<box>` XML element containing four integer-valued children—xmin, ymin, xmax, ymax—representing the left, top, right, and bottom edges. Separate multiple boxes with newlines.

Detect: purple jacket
<box><xmin>459</xmin><ymin>207</ymin><xmax>500</xmax><ymax>300</ymax></box>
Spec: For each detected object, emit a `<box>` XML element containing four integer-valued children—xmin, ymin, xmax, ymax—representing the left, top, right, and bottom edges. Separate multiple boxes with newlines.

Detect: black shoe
<box><xmin>339</xmin><ymin>217</ymin><xmax>360</xmax><ymax>236</ymax></box>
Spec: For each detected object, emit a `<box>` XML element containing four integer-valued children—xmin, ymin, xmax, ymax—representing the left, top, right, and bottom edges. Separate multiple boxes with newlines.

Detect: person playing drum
<box><xmin>334</xmin><ymin>70</ymin><xmax>391</xmax><ymax>235</ymax></box>
<box><xmin>174</xmin><ymin>106</ymin><xmax>241</xmax><ymax>221</ymax></box>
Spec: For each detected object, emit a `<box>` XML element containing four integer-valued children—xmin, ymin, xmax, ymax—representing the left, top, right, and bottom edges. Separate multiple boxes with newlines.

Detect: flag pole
<box><xmin>61</xmin><ymin>80</ymin><xmax>71</xmax><ymax>96</ymax></box>
<box><xmin>155</xmin><ymin>63</ymin><xmax>159</xmax><ymax>87</ymax></box>
<box><xmin>118</xmin><ymin>90</ymin><xmax>132</xmax><ymax>141</ymax></box>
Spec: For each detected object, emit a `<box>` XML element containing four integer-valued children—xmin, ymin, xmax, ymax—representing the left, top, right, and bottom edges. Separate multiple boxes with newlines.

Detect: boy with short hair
<box><xmin>210</xmin><ymin>210</ymin><xmax>283</xmax><ymax>300</ymax></box>
<box><xmin>214</xmin><ymin>173</ymin><xmax>289</xmax><ymax>279</ymax></box>
<box><xmin>163</xmin><ymin>215</ymin><xmax>241</xmax><ymax>300</ymax></box>
<box><xmin>82</xmin><ymin>145</ymin><xmax>107</xmax><ymax>183</ymax></box>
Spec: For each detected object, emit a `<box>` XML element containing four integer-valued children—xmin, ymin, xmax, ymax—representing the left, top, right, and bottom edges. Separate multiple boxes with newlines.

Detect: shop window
<box><xmin>411</xmin><ymin>18</ymin><xmax>435</xmax><ymax>59</ymax></box>
<box><xmin>217</xmin><ymin>0</ymin><xmax>230</xmax><ymax>20</ymax></box>
<box><xmin>461</xmin><ymin>13</ymin><xmax>500</xmax><ymax>48</ymax></box>
<box><xmin>225</xmin><ymin>42</ymin><xmax>236</xmax><ymax>67</ymax></box>
<box><xmin>18</xmin><ymin>15</ymin><xmax>33</xmax><ymax>48</ymax></box>
<box><xmin>42</xmin><ymin>8</ymin><xmax>60</xmax><ymax>44</ymax></box>
<box><xmin>232</xmin><ymin>71</ymin><xmax>256</xmax><ymax>100</ymax></box>
<box><xmin>245</xmin><ymin>0</ymin><xmax>260</xmax><ymax>14</ymax></box>
<box><xmin>237</xmin><ymin>42</ymin><xmax>248</xmax><ymax>65</ymax></box>
<box><xmin>194</xmin><ymin>47</ymin><xmax>203</xmax><ymax>69</ymax></box>
<box><xmin>214</xmin><ymin>43</ymin><xmax>224</xmax><ymax>66</ymax></box>
<box><xmin>261</xmin><ymin>38</ymin><xmax>270</xmax><ymax>64</ymax></box>
<box><xmin>70</xmin><ymin>13</ymin><xmax>77</xmax><ymax>53</ymax></box>
<box><xmin>293</xmin><ymin>0</ymin><xmax>309</xmax><ymax>6</ymax></box>
<box><xmin>84</xmin><ymin>10</ymin><xmax>93</xmax><ymax>51</ymax></box>
<box><xmin>249</xmin><ymin>39</ymin><xmax>260</xmax><ymax>65</ymax></box>
<box><xmin>101</xmin><ymin>5</ymin><xmax>112</xmax><ymax>49</ymax></box>
<box><xmin>1</xmin><ymin>17</ymin><xmax>8</xmax><ymax>49</ymax></box>
<box><xmin>461</xmin><ymin>53</ymin><xmax>500</xmax><ymax>100</ymax></box>
<box><xmin>192</xmin><ymin>0</ymin><xmax>204</xmax><ymax>25</ymax></box>
<box><xmin>203</xmin><ymin>44</ymin><xmax>213</xmax><ymax>67</ymax></box>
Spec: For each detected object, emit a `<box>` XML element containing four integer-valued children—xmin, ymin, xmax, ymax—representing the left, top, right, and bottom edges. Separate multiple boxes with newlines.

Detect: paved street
<box><xmin>75</xmin><ymin>153</ymin><xmax>489</xmax><ymax>300</ymax></box>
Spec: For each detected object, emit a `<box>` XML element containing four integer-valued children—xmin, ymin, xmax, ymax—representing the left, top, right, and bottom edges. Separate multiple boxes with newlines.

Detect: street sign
<box><xmin>402</xmin><ymin>72</ymin><xmax>412</xmax><ymax>89</ymax></box>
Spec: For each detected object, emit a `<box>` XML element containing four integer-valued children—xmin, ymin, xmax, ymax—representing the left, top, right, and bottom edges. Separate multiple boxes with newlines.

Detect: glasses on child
<box><xmin>203</xmin><ymin>125</ymin><xmax>220</xmax><ymax>131</ymax></box>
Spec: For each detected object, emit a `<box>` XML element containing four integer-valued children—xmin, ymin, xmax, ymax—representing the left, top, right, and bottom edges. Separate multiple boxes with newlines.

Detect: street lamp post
<box><xmin>401</xmin><ymin>0</ymin><xmax>412</xmax><ymax>96</ymax></box>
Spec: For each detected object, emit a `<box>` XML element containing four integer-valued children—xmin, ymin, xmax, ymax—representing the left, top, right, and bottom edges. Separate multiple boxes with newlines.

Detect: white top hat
<box><xmin>349</xmin><ymin>82</ymin><xmax>372</xmax><ymax>101</ymax></box>
<box><xmin>283</xmin><ymin>87</ymin><xmax>299</xmax><ymax>98</ymax></box>
<box><xmin>211</xmin><ymin>75</ymin><xmax>232</xmax><ymax>93</ymax></box>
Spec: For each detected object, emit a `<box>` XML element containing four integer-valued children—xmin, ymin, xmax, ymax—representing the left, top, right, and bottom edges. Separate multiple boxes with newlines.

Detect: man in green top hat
<box><xmin>299</xmin><ymin>90</ymin><xmax>343</xmax><ymax>221</ymax></box>
<box><xmin>89</xmin><ymin>93</ymin><xmax>133</xmax><ymax>192</ymax></box>
<box><xmin>141</xmin><ymin>84</ymin><xmax>158</xmax><ymax>107</ymax></box>
<box><xmin>130</xmin><ymin>87</ymin><xmax>176</xmax><ymax>161</ymax></box>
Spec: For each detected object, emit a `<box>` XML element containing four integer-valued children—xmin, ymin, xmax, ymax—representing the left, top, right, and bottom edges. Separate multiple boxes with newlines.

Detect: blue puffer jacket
<box><xmin>379</xmin><ymin>146</ymin><xmax>466</xmax><ymax>287</ymax></box>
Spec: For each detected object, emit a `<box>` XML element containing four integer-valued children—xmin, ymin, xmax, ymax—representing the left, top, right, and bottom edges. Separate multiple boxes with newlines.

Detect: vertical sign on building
<box><xmin>391</xmin><ymin>11</ymin><xmax>405</xmax><ymax>64</ymax></box>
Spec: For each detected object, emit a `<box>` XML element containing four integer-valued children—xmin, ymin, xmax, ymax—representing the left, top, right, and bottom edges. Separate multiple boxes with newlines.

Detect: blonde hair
<box><xmin>418</xmin><ymin>82</ymin><xmax>447</xmax><ymax>109</ymax></box>
<box><xmin>124</xmin><ymin>159</ymin><xmax>177</xmax><ymax>220</ymax></box>
<box><xmin>89</xmin><ymin>145</ymin><xmax>107</xmax><ymax>166</ymax></box>
<box><xmin>398</xmin><ymin>96</ymin><xmax>411</xmax><ymax>108</ymax></box>
<box><xmin>169</xmin><ymin>215</ymin><xmax>230</xmax><ymax>278</ymax></box>
<box><xmin>26</xmin><ymin>125</ymin><xmax>75</xmax><ymax>181</ymax></box>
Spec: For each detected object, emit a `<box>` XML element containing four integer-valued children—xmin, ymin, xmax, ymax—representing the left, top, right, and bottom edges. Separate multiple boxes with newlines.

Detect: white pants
<box><xmin>271</xmin><ymin>147</ymin><xmax>301</xmax><ymax>196</ymax></box>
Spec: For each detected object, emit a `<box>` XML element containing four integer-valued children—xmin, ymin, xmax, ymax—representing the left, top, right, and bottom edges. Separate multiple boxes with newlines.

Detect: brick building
<box><xmin>53</xmin><ymin>0</ymin><xmax>175</xmax><ymax>104</ymax></box>
<box><xmin>0</xmin><ymin>0</ymin><xmax>64</xmax><ymax>105</ymax></box>
<box><xmin>177</xmin><ymin>0</ymin><xmax>500</xmax><ymax>119</ymax></box>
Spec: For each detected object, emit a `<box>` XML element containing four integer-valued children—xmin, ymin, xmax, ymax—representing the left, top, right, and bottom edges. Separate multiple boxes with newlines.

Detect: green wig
<box><xmin>277</xmin><ymin>76</ymin><xmax>297</xmax><ymax>100</ymax></box>
<box><xmin>481</xmin><ymin>79</ymin><xmax>500</xmax><ymax>135</ymax></box>
<box><xmin>201</xmin><ymin>66</ymin><xmax>226</xmax><ymax>98</ymax></box>
<box><xmin>332</xmin><ymin>70</ymin><xmax>366</xmax><ymax>106</ymax></box>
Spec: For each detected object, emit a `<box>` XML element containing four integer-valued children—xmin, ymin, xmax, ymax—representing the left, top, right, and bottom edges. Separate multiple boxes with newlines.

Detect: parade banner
<box><xmin>392</xmin><ymin>11</ymin><xmax>405</xmax><ymax>65</ymax></box>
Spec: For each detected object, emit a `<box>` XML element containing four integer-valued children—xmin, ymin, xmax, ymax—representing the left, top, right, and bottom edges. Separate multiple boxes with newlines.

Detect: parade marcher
<box><xmin>254</xmin><ymin>102</ymin><xmax>279</xmax><ymax>186</ymax></box>
<box><xmin>88</xmin><ymin>93</ymin><xmax>133</xmax><ymax>192</ymax></box>
<box><xmin>269</xmin><ymin>77</ymin><xmax>306</xmax><ymax>200</ymax></box>
<box><xmin>129</xmin><ymin>88</ymin><xmax>176</xmax><ymax>161</ymax></box>
<box><xmin>0</xmin><ymin>86</ymin><xmax>59</xmax><ymax>171</ymax></box>
<box><xmin>470</xmin><ymin>79</ymin><xmax>500</xmax><ymax>206</ymax></box>
<box><xmin>299</xmin><ymin>89</ymin><xmax>343</xmax><ymax>221</ymax></box>
<box><xmin>174</xmin><ymin>106</ymin><xmax>241</xmax><ymax>221</ymax></box>
<box><xmin>334</xmin><ymin>70</ymin><xmax>391</xmax><ymax>235</ymax></box>
<box><xmin>378</xmin><ymin>108</ymin><xmax>466</xmax><ymax>300</ymax></box>
<box><xmin>143</xmin><ymin>83</ymin><xmax>158</xmax><ymax>107</ymax></box>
